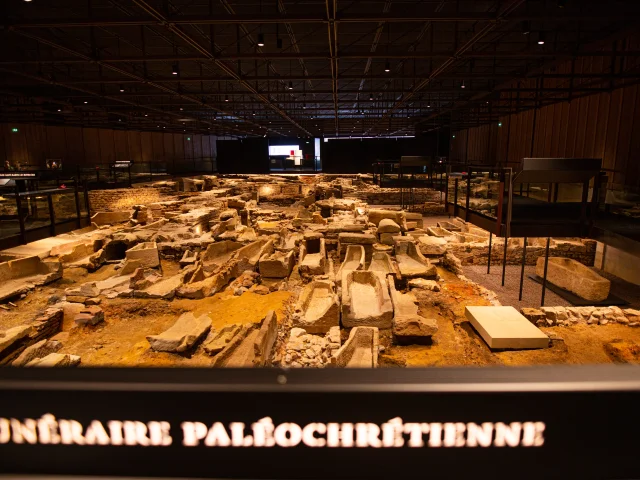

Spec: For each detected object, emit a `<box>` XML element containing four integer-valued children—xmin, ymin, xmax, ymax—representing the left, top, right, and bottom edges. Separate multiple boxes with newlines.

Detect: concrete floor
<box><xmin>463</xmin><ymin>264</ymin><xmax>640</xmax><ymax>310</ymax></box>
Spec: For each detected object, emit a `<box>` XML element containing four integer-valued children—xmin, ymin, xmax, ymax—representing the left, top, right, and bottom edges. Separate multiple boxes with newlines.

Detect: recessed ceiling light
<box><xmin>84</xmin><ymin>101</ymin><xmax>88</xmax><ymax>104</ymax></box>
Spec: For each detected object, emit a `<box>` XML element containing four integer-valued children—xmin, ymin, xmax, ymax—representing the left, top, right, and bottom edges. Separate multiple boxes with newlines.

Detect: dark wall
<box><xmin>0</xmin><ymin>123</ymin><xmax>217</xmax><ymax>172</ymax></box>
<box><xmin>217</xmin><ymin>138</ymin><xmax>269</xmax><ymax>173</ymax></box>
<box><xmin>320</xmin><ymin>133</ymin><xmax>447</xmax><ymax>173</ymax></box>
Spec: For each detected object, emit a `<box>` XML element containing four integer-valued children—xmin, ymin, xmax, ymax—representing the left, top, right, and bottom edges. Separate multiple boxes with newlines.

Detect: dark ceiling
<box><xmin>1</xmin><ymin>0</ymin><xmax>639</xmax><ymax>137</ymax></box>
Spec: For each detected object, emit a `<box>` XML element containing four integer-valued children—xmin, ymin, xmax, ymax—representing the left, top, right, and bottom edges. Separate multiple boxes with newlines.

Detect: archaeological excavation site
<box><xmin>1</xmin><ymin>171</ymin><xmax>639</xmax><ymax>369</ymax></box>
<box><xmin>2</xmin><ymin>1</ymin><xmax>640</xmax><ymax>477</ymax></box>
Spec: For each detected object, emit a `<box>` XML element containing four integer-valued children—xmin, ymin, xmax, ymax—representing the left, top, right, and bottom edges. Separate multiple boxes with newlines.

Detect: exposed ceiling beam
<box><xmin>129</xmin><ymin>0</ymin><xmax>311</xmax><ymax>136</ymax></box>
<box><xmin>364</xmin><ymin>0</ymin><xmax>526</xmax><ymax>134</ymax></box>
<box><xmin>5</xmin><ymin>50</ymin><xmax>638</xmax><ymax>64</ymax></box>
<box><xmin>8</xmin><ymin>13</ymin><xmax>635</xmax><ymax>28</ymax></box>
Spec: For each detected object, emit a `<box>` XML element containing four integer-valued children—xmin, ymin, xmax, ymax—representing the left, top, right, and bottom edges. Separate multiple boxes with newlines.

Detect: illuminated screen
<box><xmin>269</xmin><ymin>145</ymin><xmax>299</xmax><ymax>156</ymax></box>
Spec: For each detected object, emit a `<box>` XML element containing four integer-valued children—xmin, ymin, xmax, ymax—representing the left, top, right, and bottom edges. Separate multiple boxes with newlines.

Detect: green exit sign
<box><xmin>11</xmin><ymin>128</ymin><xmax>18</xmax><ymax>133</ymax></box>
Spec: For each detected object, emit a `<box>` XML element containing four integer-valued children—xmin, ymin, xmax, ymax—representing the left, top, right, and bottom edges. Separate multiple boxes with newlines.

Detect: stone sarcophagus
<box><xmin>535</xmin><ymin>257</ymin><xmax>610</xmax><ymax>302</ymax></box>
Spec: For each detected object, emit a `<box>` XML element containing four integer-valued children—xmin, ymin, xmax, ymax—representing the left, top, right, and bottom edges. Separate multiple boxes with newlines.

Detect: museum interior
<box><xmin>1</xmin><ymin>0</ymin><xmax>640</xmax><ymax>370</ymax></box>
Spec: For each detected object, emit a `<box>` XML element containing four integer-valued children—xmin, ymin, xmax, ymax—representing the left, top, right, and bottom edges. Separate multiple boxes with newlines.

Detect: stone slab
<box><xmin>465</xmin><ymin>306</ymin><xmax>548</xmax><ymax>350</ymax></box>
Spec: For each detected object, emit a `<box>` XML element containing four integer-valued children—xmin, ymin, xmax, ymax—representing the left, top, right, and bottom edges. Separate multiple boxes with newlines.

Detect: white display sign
<box><xmin>269</xmin><ymin>145</ymin><xmax>300</xmax><ymax>156</ymax></box>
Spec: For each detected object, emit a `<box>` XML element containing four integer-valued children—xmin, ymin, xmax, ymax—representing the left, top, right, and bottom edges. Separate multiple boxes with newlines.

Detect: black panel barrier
<box><xmin>0</xmin><ymin>366</ymin><xmax>639</xmax><ymax>479</ymax></box>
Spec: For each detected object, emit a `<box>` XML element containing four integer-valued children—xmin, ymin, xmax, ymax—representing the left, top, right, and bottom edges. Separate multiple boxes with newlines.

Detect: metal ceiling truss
<box><xmin>1</xmin><ymin>0</ymin><xmax>640</xmax><ymax>136</ymax></box>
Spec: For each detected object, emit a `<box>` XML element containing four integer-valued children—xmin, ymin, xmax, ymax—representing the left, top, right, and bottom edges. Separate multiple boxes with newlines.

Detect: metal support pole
<box><xmin>519</xmin><ymin>236</ymin><xmax>527</xmax><ymax>301</ymax></box>
<box><xmin>465</xmin><ymin>169</ymin><xmax>471</xmax><ymax>221</ymax></box>
<box><xmin>541</xmin><ymin>237</ymin><xmax>551</xmax><ymax>306</ymax></box>
<box><xmin>83</xmin><ymin>180</ymin><xmax>91</xmax><ymax>219</ymax></box>
<box><xmin>501</xmin><ymin>235</ymin><xmax>508</xmax><ymax>287</ymax></box>
<box><xmin>487</xmin><ymin>232</ymin><xmax>493</xmax><ymax>274</ymax></box>
<box><xmin>73</xmin><ymin>179</ymin><xmax>81</xmax><ymax>228</ymax></box>
<box><xmin>47</xmin><ymin>193</ymin><xmax>55</xmax><ymax>236</ymax></box>
<box><xmin>15</xmin><ymin>187</ymin><xmax>25</xmax><ymax>244</ymax></box>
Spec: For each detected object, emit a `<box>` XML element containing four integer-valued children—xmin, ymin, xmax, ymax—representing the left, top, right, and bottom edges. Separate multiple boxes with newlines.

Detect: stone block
<box><xmin>147</xmin><ymin>312</ymin><xmax>211</xmax><ymax>352</ymax></box>
<box><xmin>91</xmin><ymin>211</ymin><xmax>131</xmax><ymax>226</ymax></box>
<box><xmin>203</xmin><ymin>324</ymin><xmax>242</xmax><ymax>355</ymax></box>
<box><xmin>125</xmin><ymin>241</ymin><xmax>160</xmax><ymax>268</ymax></box>
<box><xmin>465</xmin><ymin>306</ymin><xmax>549</xmax><ymax>349</ymax></box>
<box><xmin>342</xmin><ymin>270</ymin><xmax>393</xmax><ymax>329</ymax></box>
<box><xmin>253</xmin><ymin>311</ymin><xmax>278</xmax><ymax>366</ymax></box>
<box><xmin>259</xmin><ymin>250</ymin><xmax>295</xmax><ymax>278</ymax></box>
<box><xmin>74</xmin><ymin>306</ymin><xmax>105</xmax><ymax>326</ymax></box>
<box><xmin>395</xmin><ymin>240</ymin><xmax>437</xmax><ymax>278</ymax></box>
<box><xmin>12</xmin><ymin>339</ymin><xmax>63</xmax><ymax>367</ymax></box>
<box><xmin>535</xmin><ymin>257</ymin><xmax>610</xmax><ymax>302</ymax></box>
<box><xmin>378</xmin><ymin>218</ymin><xmax>401</xmax><ymax>234</ymax></box>
<box><xmin>332</xmin><ymin>326</ymin><xmax>379</xmax><ymax>368</ymax></box>
<box><xmin>293</xmin><ymin>280</ymin><xmax>340</xmax><ymax>333</ymax></box>
<box><xmin>25</xmin><ymin>353</ymin><xmax>81</xmax><ymax>367</ymax></box>
<box><xmin>388</xmin><ymin>278</ymin><xmax>437</xmax><ymax>342</ymax></box>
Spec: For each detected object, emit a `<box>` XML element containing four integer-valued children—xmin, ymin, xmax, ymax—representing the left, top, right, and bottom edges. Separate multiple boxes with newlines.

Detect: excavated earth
<box><xmin>2</xmin><ymin>174</ymin><xmax>640</xmax><ymax>368</ymax></box>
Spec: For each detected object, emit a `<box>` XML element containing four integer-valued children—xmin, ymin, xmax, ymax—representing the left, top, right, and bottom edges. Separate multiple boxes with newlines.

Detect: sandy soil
<box><xmin>3</xmin><ymin>259</ymin><xmax>640</xmax><ymax>368</ymax></box>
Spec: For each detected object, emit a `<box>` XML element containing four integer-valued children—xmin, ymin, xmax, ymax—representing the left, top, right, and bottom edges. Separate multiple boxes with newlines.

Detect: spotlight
<box><xmin>369</xmin><ymin>94</ymin><xmax>373</xmax><ymax>101</ymax></box>
<box><xmin>172</xmin><ymin>64</ymin><xmax>179</xmax><ymax>75</ymax></box>
<box><xmin>57</xmin><ymin>108</ymin><xmax>61</xmax><ymax>112</ymax></box>
<box><xmin>119</xmin><ymin>85</ymin><xmax>125</xmax><ymax>92</ymax></box>
<box><xmin>288</xmin><ymin>81</ymin><xmax>293</xmax><ymax>90</ymax></box>
<box><xmin>461</xmin><ymin>80</ymin><xmax>466</xmax><ymax>89</ymax></box>
<box><xmin>303</xmin><ymin>104</ymin><xmax>306</xmax><ymax>109</ymax></box>
<box><xmin>180</xmin><ymin>107</ymin><xmax>183</xmax><ymax>111</ymax></box>
<box><xmin>257</xmin><ymin>33</ymin><xmax>265</xmax><ymax>47</ymax></box>
<box><xmin>522</xmin><ymin>20</ymin><xmax>531</xmax><ymax>35</ymax></box>
<box><xmin>452</xmin><ymin>135</ymin><xmax>456</xmax><ymax>138</ymax></box>
<box><xmin>84</xmin><ymin>101</ymin><xmax>88</xmax><ymax>104</ymax></box>
<box><xmin>252</xmin><ymin>111</ymin><xmax>256</xmax><ymax>116</ymax></box>
<box><xmin>225</xmin><ymin>94</ymin><xmax>229</xmax><ymax>102</ymax></box>
<box><xmin>538</xmin><ymin>32</ymin><xmax>545</xmax><ymax>45</ymax></box>
<box><xmin>498</xmin><ymin>122</ymin><xmax>503</xmax><ymax>127</ymax></box>
<box><xmin>384</xmin><ymin>61</ymin><xmax>390</xmax><ymax>73</ymax></box>
<box><xmin>145</xmin><ymin>114</ymin><xmax>148</xmax><ymax>117</ymax></box>
<box><xmin>277</xmin><ymin>37</ymin><xmax>283</xmax><ymax>49</ymax></box>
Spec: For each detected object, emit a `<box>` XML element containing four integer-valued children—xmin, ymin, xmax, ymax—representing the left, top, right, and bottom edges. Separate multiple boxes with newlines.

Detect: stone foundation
<box><xmin>89</xmin><ymin>188</ymin><xmax>167</xmax><ymax>214</ymax></box>
<box><xmin>450</xmin><ymin>239</ymin><xmax>597</xmax><ymax>267</ymax></box>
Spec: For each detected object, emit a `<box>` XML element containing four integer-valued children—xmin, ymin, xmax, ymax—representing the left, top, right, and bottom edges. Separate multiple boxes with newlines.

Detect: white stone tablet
<box><xmin>465</xmin><ymin>306</ymin><xmax>549</xmax><ymax>349</ymax></box>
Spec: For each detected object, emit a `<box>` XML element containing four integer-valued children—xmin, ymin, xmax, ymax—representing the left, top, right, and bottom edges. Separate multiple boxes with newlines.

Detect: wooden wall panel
<box><xmin>98</xmin><ymin>129</ymin><xmax>116</xmax><ymax>164</ymax></box>
<box><xmin>192</xmin><ymin>134</ymin><xmax>203</xmax><ymax>160</ymax></box>
<box><xmin>0</xmin><ymin>124</ymin><xmax>217</xmax><ymax>172</ymax></box>
<box><xmin>23</xmin><ymin>124</ymin><xmax>46</xmax><ymax>166</ymax></box>
<box><xmin>64</xmin><ymin>127</ymin><xmax>85</xmax><ymax>167</ymax></box>
<box><xmin>113</xmin><ymin>130</ymin><xmax>129</xmax><ymax>162</ymax></box>
<box><xmin>163</xmin><ymin>134</ymin><xmax>175</xmax><ymax>167</ymax></box>
<box><xmin>183</xmin><ymin>135</ymin><xmax>194</xmax><ymax>161</ymax></box>
<box><xmin>45</xmin><ymin>125</ymin><xmax>66</xmax><ymax>161</ymax></box>
<box><xmin>140</xmin><ymin>132</ymin><xmax>154</xmax><ymax>163</ymax></box>
<box><xmin>83</xmin><ymin>128</ymin><xmax>101</xmax><ymax>164</ymax></box>
<box><xmin>127</xmin><ymin>131</ymin><xmax>142</xmax><ymax>163</ymax></box>
<box><xmin>453</xmin><ymin>79</ymin><xmax>640</xmax><ymax>189</ymax></box>
<box><xmin>151</xmin><ymin>132</ymin><xmax>165</xmax><ymax>162</ymax></box>
<box><xmin>613</xmin><ymin>84</ymin><xmax>638</xmax><ymax>185</ymax></box>
<box><xmin>172</xmin><ymin>133</ymin><xmax>185</xmax><ymax>163</ymax></box>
